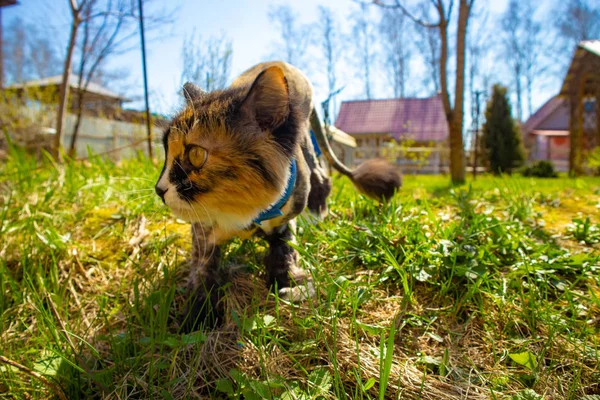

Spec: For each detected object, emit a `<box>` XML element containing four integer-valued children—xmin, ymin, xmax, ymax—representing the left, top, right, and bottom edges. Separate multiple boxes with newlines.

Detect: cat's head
<box><xmin>155</xmin><ymin>66</ymin><xmax>299</xmax><ymax>230</ymax></box>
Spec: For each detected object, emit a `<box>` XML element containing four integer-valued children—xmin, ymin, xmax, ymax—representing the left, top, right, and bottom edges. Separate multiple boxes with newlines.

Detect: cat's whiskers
<box><xmin>120</xmin><ymin>194</ymin><xmax>155</xmax><ymax>209</ymax></box>
<box><xmin>118</xmin><ymin>188</ymin><xmax>155</xmax><ymax>195</ymax></box>
<box><xmin>110</xmin><ymin>176</ymin><xmax>156</xmax><ymax>184</ymax></box>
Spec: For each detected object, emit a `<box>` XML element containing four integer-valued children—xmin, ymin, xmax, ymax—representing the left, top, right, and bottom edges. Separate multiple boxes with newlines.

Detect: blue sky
<box><xmin>4</xmin><ymin>0</ymin><xmax>562</xmax><ymax>127</ymax></box>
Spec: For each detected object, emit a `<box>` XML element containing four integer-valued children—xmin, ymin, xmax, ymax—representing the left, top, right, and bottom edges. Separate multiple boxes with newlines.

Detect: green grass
<box><xmin>1</xmin><ymin>148</ymin><xmax>600</xmax><ymax>399</ymax></box>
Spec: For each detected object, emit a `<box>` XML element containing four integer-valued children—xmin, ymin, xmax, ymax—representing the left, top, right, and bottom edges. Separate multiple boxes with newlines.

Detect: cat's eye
<box><xmin>188</xmin><ymin>146</ymin><xmax>208</xmax><ymax>169</ymax></box>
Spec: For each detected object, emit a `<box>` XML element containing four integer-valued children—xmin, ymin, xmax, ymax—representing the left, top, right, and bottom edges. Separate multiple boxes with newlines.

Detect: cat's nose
<box><xmin>155</xmin><ymin>185</ymin><xmax>168</xmax><ymax>202</ymax></box>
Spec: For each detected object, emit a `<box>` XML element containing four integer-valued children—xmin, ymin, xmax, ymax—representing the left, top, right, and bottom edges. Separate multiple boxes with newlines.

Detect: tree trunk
<box><xmin>448</xmin><ymin>0</ymin><xmax>470</xmax><ymax>184</ymax></box>
<box><xmin>597</xmin><ymin>87</ymin><xmax>600</xmax><ymax>152</ymax></box>
<box><xmin>438</xmin><ymin>20</ymin><xmax>451</xmax><ymax>118</ymax></box>
<box><xmin>68</xmin><ymin>8</ymin><xmax>91</xmax><ymax>159</ymax></box>
<box><xmin>364</xmin><ymin>41</ymin><xmax>371</xmax><ymax>99</ymax></box>
<box><xmin>569</xmin><ymin>93</ymin><xmax>583</xmax><ymax>176</ymax></box>
<box><xmin>568</xmin><ymin>98</ymin><xmax>577</xmax><ymax>176</ymax></box>
<box><xmin>449</xmin><ymin>120</ymin><xmax>465</xmax><ymax>182</ymax></box>
<box><xmin>373</xmin><ymin>0</ymin><xmax>471</xmax><ymax>184</ymax></box>
<box><xmin>68</xmin><ymin>91</ymin><xmax>85</xmax><ymax>157</ymax></box>
<box><xmin>527</xmin><ymin>75</ymin><xmax>533</xmax><ymax>119</ymax></box>
<box><xmin>515</xmin><ymin>65</ymin><xmax>522</xmax><ymax>121</ymax></box>
<box><xmin>54</xmin><ymin>19</ymin><xmax>79</xmax><ymax>161</ymax></box>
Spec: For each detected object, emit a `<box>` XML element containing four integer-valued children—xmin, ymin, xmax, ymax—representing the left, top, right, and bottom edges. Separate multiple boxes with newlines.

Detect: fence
<box><xmin>60</xmin><ymin>113</ymin><xmax>163</xmax><ymax>160</ymax></box>
<box><xmin>8</xmin><ymin>106</ymin><xmax>163</xmax><ymax>160</ymax></box>
<box><xmin>353</xmin><ymin>145</ymin><xmax>450</xmax><ymax>175</ymax></box>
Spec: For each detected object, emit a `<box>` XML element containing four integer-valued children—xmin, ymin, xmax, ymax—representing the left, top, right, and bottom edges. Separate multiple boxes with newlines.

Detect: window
<box><xmin>583</xmin><ymin>96</ymin><xmax>597</xmax><ymax>133</ymax></box>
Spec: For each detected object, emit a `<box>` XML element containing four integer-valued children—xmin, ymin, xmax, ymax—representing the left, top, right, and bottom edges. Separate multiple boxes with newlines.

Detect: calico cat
<box><xmin>155</xmin><ymin>61</ymin><xmax>401</xmax><ymax>331</ymax></box>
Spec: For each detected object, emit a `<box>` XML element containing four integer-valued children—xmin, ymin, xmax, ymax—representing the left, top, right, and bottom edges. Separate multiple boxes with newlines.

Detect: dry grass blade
<box><xmin>0</xmin><ymin>355</ymin><xmax>68</xmax><ymax>400</ymax></box>
<box><xmin>45</xmin><ymin>294</ymin><xmax>110</xmax><ymax>395</ymax></box>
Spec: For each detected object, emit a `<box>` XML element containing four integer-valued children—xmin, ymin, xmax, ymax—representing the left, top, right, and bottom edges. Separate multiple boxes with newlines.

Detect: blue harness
<box><xmin>253</xmin><ymin>159</ymin><xmax>297</xmax><ymax>225</ymax></box>
<box><xmin>310</xmin><ymin>129</ymin><xmax>322</xmax><ymax>157</ymax></box>
<box><xmin>252</xmin><ymin>130</ymin><xmax>321</xmax><ymax>225</ymax></box>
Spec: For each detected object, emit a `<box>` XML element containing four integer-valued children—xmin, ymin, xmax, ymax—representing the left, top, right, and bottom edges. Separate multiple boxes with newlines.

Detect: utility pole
<box><xmin>472</xmin><ymin>90</ymin><xmax>484</xmax><ymax>180</ymax></box>
<box><xmin>138</xmin><ymin>0</ymin><xmax>153</xmax><ymax>160</ymax></box>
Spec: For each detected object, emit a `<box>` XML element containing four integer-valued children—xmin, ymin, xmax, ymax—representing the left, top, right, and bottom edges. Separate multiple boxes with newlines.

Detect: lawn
<box><xmin>1</xmin><ymin>149</ymin><xmax>599</xmax><ymax>400</ymax></box>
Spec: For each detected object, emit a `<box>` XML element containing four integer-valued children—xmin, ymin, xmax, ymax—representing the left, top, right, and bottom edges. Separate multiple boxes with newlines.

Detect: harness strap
<box><xmin>253</xmin><ymin>159</ymin><xmax>297</xmax><ymax>225</ymax></box>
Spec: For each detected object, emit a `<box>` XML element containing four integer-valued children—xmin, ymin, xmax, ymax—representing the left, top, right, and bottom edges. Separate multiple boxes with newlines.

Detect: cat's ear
<box><xmin>182</xmin><ymin>82</ymin><xmax>205</xmax><ymax>104</ymax></box>
<box><xmin>242</xmin><ymin>66</ymin><xmax>289</xmax><ymax>130</ymax></box>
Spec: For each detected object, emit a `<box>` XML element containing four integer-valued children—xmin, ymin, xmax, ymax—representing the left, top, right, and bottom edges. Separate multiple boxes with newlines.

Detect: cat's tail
<box><xmin>309</xmin><ymin>108</ymin><xmax>402</xmax><ymax>201</ymax></box>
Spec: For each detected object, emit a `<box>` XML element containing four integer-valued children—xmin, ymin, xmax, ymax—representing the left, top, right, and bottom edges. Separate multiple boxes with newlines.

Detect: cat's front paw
<box><xmin>180</xmin><ymin>286</ymin><xmax>224</xmax><ymax>332</ymax></box>
<box><xmin>278</xmin><ymin>281</ymin><xmax>315</xmax><ymax>302</ymax></box>
<box><xmin>269</xmin><ymin>267</ymin><xmax>316</xmax><ymax>302</ymax></box>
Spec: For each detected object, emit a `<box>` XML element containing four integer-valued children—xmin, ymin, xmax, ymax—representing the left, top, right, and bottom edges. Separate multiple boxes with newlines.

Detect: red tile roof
<box><xmin>334</xmin><ymin>95</ymin><xmax>449</xmax><ymax>142</ymax></box>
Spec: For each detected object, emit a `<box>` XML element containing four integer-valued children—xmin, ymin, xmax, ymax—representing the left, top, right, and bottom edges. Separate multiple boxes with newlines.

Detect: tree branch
<box><xmin>69</xmin><ymin>0</ymin><xmax>78</xmax><ymax>15</ymax></box>
<box><xmin>372</xmin><ymin>0</ymin><xmax>441</xmax><ymax>28</ymax></box>
<box><xmin>439</xmin><ymin>21</ymin><xmax>452</xmax><ymax>118</ymax></box>
<box><xmin>86</xmin><ymin>4</ymin><xmax>111</xmax><ymax>56</ymax></box>
<box><xmin>445</xmin><ymin>0</ymin><xmax>454</xmax><ymax>22</ymax></box>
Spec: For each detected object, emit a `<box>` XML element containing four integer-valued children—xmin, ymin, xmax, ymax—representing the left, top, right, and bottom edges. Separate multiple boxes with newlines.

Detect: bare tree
<box><xmin>3</xmin><ymin>17</ymin><xmax>63</xmax><ymax>85</ymax></box>
<box><xmin>414</xmin><ymin>4</ymin><xmax>440</xmax><ymax>94</ymax></box>
<box><xmin>379</xmin><ymin>7</ymin><xmax>411</xmax><ymax>98</ymax></box>
<box><xmin>4</xmin><ymin>18</ymin><xmax>28</xmax><ymax>83</ymax></box>
<box><xmin>467</xmin><ymin>6</ymin><xmax>491</xmax><ymax>174</ymax></box>
<box><xmin>53</xmin><ymin>0</ymin><xmax>90</xmax><ymax>161</ymax></box>
<box><xmin>67</xmin><ymin>0</ymin><xmax>172</xmax><ymax>156</ymax></box>
<box><xmin>500</xmin><ymin>0</ymin><xmax>543</xmax><ymax>121</ymax></box>
<box><xmin>2</xmin><ymin>6</ymin><xmax>63</xmax><ymax>88</ymax></box>
<box><xmin>54</xmin><ymin>0</ymin><xmax>86</xmax><ymax>160</ymax></box>
<box><xmin>29</xmin><ymin>35</ymin><xmax>62</xmax><ymax>80</ymax></box>
<box><xmin>523</xmin><ymin>10</ymin><xmax>543</xmax><ymax>119</ymax></box>
<box><xmin>554</xmin><ymin>0</ymin><xmax>600</xmax><ymax>74</ymax></box>
<box><xmin>70</xmin><ymin>0</ymin><xmax>125</xmax><ymax>156</ymax></box>
<box><xmin>500</xmin><ymin>1</ymin><xmax>524</xmax><ymax>121</ymax></box>
<box><xmin>374</xmin><ymin>0</ymin><xmax>475</xmax><ymax>184</ymax></box>
<box><xmin>55</xmin><ymin>0</ymin><xmax>172</xmax><ymax>159</ymax></box>
<box><xmin>555</xmin><ymin>0</ymin><xmax>600</xmax><ymax>47</ymax></box>
<box><xmin>467</xmin><ymin>7</ymin><xmax>491</xmax><ymax>100</ymax></box>
<box><xmin>268</xmin><ymin>4</ymin><xmax>312</xmax><ymax>71</ymax></box>
<box><xmin>181</xmin><ymin>32</ymin><xmax>233</xmax><ymax>92</ymax></box>
<box><xmin>352</xmin><ymin>4</ymin><xmax>377</xmax><ymax>99</ymax></box>
<box><xmin>318</xmin><ymin>5</ymin><xmax>341</xmax><ymax>113</ymax></box>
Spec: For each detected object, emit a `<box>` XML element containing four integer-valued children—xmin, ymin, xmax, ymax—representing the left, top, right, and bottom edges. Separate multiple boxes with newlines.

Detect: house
<box><xmin>6</xmin><ymin>74</ymin><xmax>128</xmax><ymax>113</ymax></box>
<box><xmin>334</xmin><ymin>94</ymin><xmax>449</xmax><ymax>173</ymax></box>
<box><xmin>560</xmin><ymin>40</ymin><xmax>600</xmax><ymax>175</ymax></box>
<box><xmin>521</xmin><ymin>96</ymin><xmax>570</xmax><ymax>172</ymax></box>
<box><xmin>524</xmin><ymin>40</ymin><xmax>599</xmax><ymax>174</ymax></box>
<box><xmin>3</xmin><ymin>75</ymin><xmax>162</xmax><ymax>159</ymax></box>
